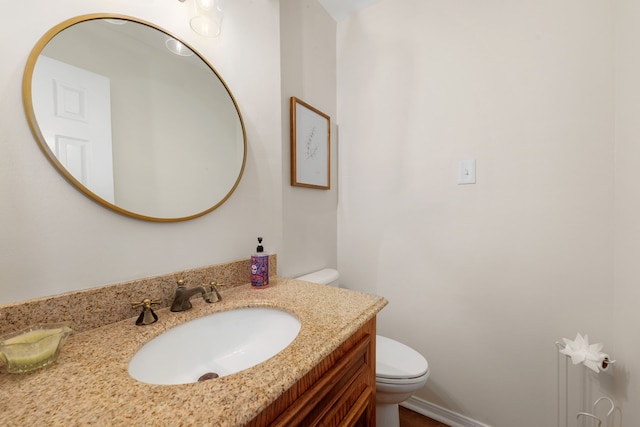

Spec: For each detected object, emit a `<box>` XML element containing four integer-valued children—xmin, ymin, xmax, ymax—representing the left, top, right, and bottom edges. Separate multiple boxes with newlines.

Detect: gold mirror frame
<box><xmin>22</xmin><ymin>14</ymin><xmax>247</xmax><ymax>222</ymax></box>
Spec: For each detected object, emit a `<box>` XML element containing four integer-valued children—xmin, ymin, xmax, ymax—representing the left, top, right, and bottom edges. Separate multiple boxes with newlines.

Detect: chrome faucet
<box><xmin>170</xmin><ymin>280</ymin><xmax>221</xmax><ymax>312</ymax></box>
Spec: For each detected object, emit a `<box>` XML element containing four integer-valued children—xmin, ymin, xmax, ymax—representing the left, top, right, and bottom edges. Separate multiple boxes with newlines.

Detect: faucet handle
<box><xmin>176</xmin><ymin>279</ymin><xmax>186</xmax><ymax>287</ymax></box>
<box><xmin>204</xmin><ymin>281</ymin><xmax>221</xmax><ymax>303</ymax></box>
<box><xmin>130</xmin><ymin>298</ymin><xmax>161</xmax><ymax>326</ymax></box>
<box><xmin>130</xmin><ymin>298</ymin><xmax>161</xmax><ymax>308</ymax></box>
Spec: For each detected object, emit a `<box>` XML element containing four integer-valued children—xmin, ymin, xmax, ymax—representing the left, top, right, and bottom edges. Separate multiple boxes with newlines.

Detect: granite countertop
<box><xmin>0</xmin><ymin>278</ymin><xmax>387</xmax><ymax>426</ymax></box>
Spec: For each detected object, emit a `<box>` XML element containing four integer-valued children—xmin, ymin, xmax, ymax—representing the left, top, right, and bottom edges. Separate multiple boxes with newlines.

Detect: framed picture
<box><xmin>290</xmin><ymin>97</ymin><xmax>330</xmax><ymax>189</ymax></box>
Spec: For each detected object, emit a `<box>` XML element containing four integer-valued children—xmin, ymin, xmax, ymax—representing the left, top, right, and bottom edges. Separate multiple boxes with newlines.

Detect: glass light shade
<box><xmin>104</xmin><ymin>19</ymin><xmax>127</xmax><ymax>25</ymax></box>
<box><xmin>165</xmin><ymin>37</ymin><xmax>194</xmax><ymax>56</ymax></box>
<box><xmin>191</xmin><ymin>0</ymin><xmax>224</xmax><ymax>37</ymax></box>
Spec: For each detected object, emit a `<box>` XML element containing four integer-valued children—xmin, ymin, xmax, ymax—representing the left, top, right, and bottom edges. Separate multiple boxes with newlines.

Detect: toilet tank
<box><xmin>296</xmin><ymin>269</ymin><xmax>340</xmax><ymax>287</ymax></box>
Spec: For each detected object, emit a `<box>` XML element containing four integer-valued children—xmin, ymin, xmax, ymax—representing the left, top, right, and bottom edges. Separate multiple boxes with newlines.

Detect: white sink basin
<box><xmin>128</xmin><ymin>307</ymin><xmax>301</xmax><ymax>385</ymax></box>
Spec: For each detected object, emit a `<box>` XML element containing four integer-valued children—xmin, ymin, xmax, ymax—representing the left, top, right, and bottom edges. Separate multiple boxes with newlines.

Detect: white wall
<box><xmin>0</xmin><ymin>0</ymin><xmax>289</xmax><ymax>304</ymax></box>
<box><xmin>614</xmin><ymin>0</ymin><xmax>640</xmax><ymax>424</ymax></box>
<box><xmin>279</xmin><ymin>0</ymin><xmax>338</xmax><ymax>279</ymax></box>
<box><xmin>337</xmin><ymin>1</ymin><xmax>616</xmax><ymax>426</ymax></box>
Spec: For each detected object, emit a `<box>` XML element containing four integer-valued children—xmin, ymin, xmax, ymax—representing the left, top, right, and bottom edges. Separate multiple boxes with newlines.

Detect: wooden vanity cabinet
<box><xmin>247</xmin><ymin>317</ymin><xmax>377</xmax><ymax>427</ymax></box>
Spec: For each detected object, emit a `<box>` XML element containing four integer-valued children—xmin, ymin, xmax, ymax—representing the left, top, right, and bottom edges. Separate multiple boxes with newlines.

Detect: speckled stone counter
<box><xmin>0</xmin><ymin>278</ymin><xmax>387</xmax><ymax>426</ymax></box>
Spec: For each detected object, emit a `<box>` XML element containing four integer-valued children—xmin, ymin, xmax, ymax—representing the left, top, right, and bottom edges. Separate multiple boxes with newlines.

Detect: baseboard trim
<box><xmin>400</xmin><ymin>396</ymin><xmax>492</xmax><ymax>427</ymax></box>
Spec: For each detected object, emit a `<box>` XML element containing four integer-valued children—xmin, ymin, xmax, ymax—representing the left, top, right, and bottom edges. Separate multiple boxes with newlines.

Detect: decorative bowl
<box><xmin>0</xmin><ymin>323</ymin><xmax>72</xmax><ymax>373</ymax></box>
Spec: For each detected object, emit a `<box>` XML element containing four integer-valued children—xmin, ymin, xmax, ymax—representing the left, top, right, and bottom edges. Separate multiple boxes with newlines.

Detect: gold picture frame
<box><xmin>290</xmin><ymin>97</ymin><xmax>330</xmax><ymax>189</ymax></box>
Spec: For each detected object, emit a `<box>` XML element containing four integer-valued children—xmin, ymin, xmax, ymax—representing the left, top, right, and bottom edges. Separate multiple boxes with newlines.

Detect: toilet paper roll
<box><xmin>559</xmin><ymin>333</ymin><xmax>608</xmax><ymax>373</ymax></box>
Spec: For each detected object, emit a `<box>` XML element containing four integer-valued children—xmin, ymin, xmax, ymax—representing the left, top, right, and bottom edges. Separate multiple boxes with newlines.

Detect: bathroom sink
<box><xmin>128</xmin><ymin>307</ymin><xmax>301</xmax><ymax>385</ymax></box>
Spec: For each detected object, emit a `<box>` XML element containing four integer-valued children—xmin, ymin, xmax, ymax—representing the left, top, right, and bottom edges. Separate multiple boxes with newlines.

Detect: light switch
<box><xmin>457</xmin><ymin>159</ymin><xmax>476</xmax><ymax>184</ymax></box>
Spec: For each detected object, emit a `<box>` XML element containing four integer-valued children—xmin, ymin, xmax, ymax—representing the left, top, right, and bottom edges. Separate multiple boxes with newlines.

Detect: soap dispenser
<box><xmin>250</xmin><ymin>237</ymin><xmax>269</xmax><ymax>288</ymax></box>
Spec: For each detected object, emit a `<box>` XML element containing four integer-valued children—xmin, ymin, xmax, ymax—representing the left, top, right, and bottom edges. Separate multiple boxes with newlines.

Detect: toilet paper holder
<box><xmin>555</xmin><ymin>339</ymin><xmax>618</xmax><ymax>427</ymax></box>
<box><xmin>576</xmin><ymin>397</ymin><xmax>615</xmax><ymax>427</ymax></box>
<box><xmin>577</xmin><ymin>412</ymin><xmax>602</xmax><ymax>427</ymax></box>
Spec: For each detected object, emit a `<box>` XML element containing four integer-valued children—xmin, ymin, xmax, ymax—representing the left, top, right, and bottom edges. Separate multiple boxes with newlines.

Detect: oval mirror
<box><xmin>23</xmin><ymin>14</ymin><xmax>247</xmax><ymax>222</ymax></box>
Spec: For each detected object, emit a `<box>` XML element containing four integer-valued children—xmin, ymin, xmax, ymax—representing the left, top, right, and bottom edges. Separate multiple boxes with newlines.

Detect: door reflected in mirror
<box><xmin>23</xmin><ymin>14</ymin><xmax>246</xmax><ymax>221</ymax></box>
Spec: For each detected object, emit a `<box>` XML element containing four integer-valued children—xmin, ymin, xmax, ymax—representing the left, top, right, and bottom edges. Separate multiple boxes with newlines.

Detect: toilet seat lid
<box><xmin>376</xmin><ymin>335</ymin><xmax>429</xmax><ymax>380</ymax></box>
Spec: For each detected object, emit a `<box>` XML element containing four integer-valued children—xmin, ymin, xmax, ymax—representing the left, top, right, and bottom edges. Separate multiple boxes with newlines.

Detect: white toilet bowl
<box><xmin>295</xmin><ymin>269</ymin><xmax>430</xmax><ymax>427</ymax></box>
<box><xmin>376</xmin><ymin>335</ymin><xmax>429</xmax><ymax>427</ymax></box>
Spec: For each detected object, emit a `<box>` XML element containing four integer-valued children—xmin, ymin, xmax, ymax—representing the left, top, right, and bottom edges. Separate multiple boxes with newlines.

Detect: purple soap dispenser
<box><xmin>250</xmin><ymin>237</ymin><xmax>269</xmax><ymax>288</ymax></box>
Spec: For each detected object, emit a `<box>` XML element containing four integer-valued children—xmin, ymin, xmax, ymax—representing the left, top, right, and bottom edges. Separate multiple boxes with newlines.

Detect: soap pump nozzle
<box><xmin>256</xmin><ymin>237</ymin><xmax>264</xmax><ymax>253</ymax></box>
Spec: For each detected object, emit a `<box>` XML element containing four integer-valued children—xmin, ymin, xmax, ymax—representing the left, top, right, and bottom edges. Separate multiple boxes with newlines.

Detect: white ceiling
<box><xmin>317</xmin><ymin>0</ymin><xmax>383</xmax><ymax>21</ymax></box>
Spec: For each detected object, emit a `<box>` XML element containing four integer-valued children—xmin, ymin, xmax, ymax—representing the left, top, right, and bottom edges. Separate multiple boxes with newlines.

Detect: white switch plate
<box><xmin>457</xmin><ymin>159</ymin><xmax>476</xmax><ymax>184</ymax></box>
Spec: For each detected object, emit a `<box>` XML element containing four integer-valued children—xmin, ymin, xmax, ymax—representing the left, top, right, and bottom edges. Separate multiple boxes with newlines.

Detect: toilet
<box><xmin>295</xmin><ymin>269</ymin><xmax>430</xmax><ymax>427</ymax></box>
